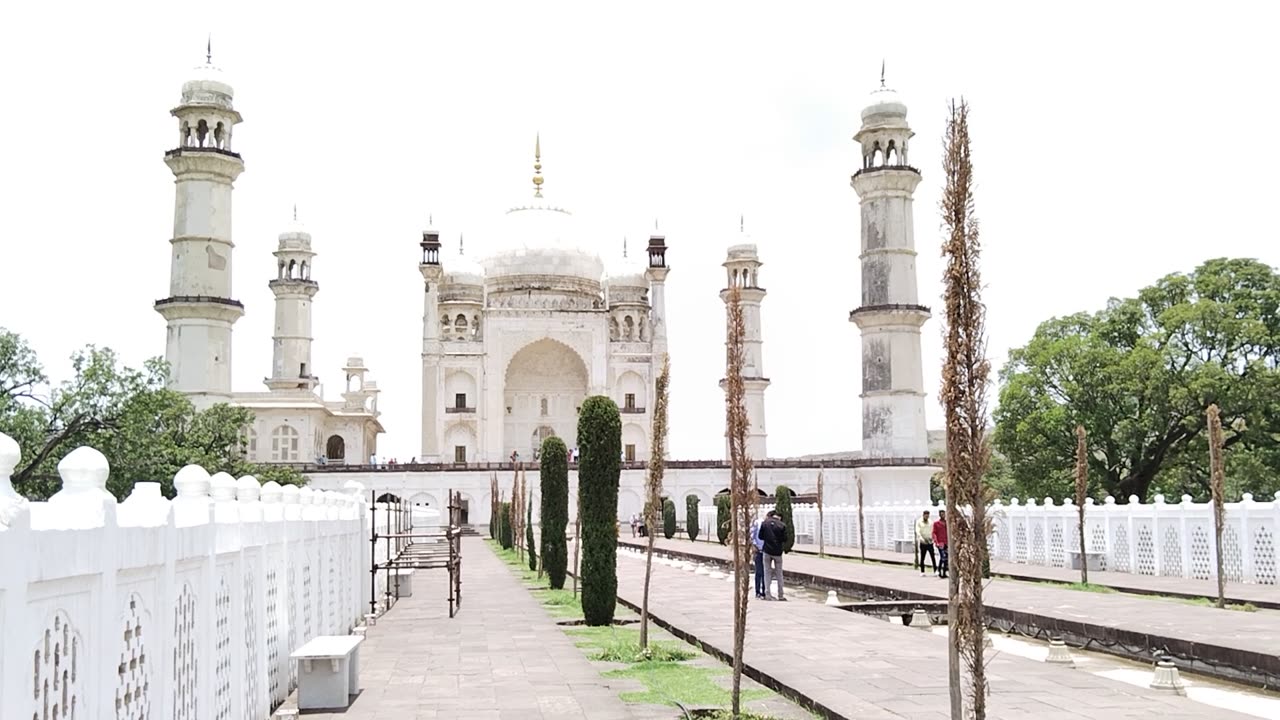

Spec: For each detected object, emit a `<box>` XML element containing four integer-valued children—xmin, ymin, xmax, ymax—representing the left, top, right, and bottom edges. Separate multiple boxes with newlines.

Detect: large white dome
<box><xmin>482</xmin><ymin>198</ymin><xmax>603</xmax><ymax>285</ymax></box>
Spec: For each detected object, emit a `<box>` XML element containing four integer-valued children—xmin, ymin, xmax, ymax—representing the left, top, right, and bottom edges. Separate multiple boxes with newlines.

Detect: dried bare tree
<box><xmin>724</xmin><ymin>285</ymin><xmax>756</xmax><ymax>718</ymax></box>
<box><xmin>856</xmin><ymin>472</ymin><xmax>867</xmax><ymax>563</ymax></box>
<box><xmin>940</xmin><ymin>98</ymin><xmax>992</xmax><ymax>720</ymax></box>
<box><xmin>490</xmin><ymin>472</ymin><xmax>499</xmax><ymax>539</ymax></box>
<box><xmin>817</xmin><ymin>467</ymin><xmax>826</xmax><ymax>557</ymax></box>
<box><xmin>511</xmin><ymin>464</ymin><xmax>522</xmax><ymax>563</ymax></box>
<box><xmin>640</xmin><ymin>354</ymin><xmax>672</xmax><ymax>649</ymax></box>
<box><xmin>1208</xmin><ymin>404</ymin><xmax>1227</xmax><ymax>609</ymax></box>
<box><xmin>1074</xmin><ymin>425</ymin><xmax>1089</xmax><ymax>585</ymax></box>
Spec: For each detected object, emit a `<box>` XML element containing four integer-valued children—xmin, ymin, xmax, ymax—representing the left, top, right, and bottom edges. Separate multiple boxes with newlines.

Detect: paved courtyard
<box><xmin>612</xmin><ymin>549</ymin><xmax>1259</xmax><ymax>719</ymax></box>
<box><xmin>782</xmin><ymin>540</ymin><xmax>1280</xmax><ymax>608</ymax></box>
<box><xmin>298</xmin><ymin>537</ymin><xmax>666</xmax><ymax>719</ymax></box>
<box><xmin>620</xmin><ymin>538</ymin><xmax>1280</xmax><ymax>664</ymax></box>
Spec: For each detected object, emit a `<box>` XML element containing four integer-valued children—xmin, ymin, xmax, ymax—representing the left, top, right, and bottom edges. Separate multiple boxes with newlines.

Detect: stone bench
<box><xmin>796</xmin><ymin>533</ymin><xmax>815</xmax><ymax>545</ymax></box>
<box><xmin>290</xmin><ymin>635</ymin><xmax>364</xmax><ymax>710</ymax></box>
<box><xmin>894</xmin><ymin>538</ymin><xmax>916</xmax><ymax>554</ymax></box>
<box><xmin>389</xmin><ymin>568</ymin><xmax>415</xmax><ymax>598</ymax></box>
<box><xmin>1068</xmin><ymin>550</ymin><xmax>1106</xmax><ymax>572</ymax></box>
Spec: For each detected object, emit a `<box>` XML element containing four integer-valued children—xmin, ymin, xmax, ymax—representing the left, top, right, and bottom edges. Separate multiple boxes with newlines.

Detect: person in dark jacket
<box><xmin>758</xmin><ymin>511</ymin><xmax>787</xmax><ymax>601</ymax></box>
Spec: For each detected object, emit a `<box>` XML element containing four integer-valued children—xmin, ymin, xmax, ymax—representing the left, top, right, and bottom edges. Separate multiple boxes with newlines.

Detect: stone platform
<box><xmin>619</xmin><ymin>538</ymin><xmax>1280</xmax><ymax>689</ymax></box>
<box><xmin>612</xmin><ymin>548</ymin><xmax>1259</xmax><ymax>719</ymax></box>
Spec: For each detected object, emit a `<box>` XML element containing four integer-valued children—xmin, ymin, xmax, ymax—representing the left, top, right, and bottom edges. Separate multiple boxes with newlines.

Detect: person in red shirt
<box><xmin>932</xmin><ymin>510</ymin><xmax>949</xmax><ymax>579</ymax></box>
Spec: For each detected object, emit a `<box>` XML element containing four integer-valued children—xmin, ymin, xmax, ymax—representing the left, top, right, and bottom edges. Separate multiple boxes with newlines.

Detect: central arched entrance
<box><xmin>504</xmin><ymin>338</ymin><xmax>589</xmax><ymax>460</ymax></box>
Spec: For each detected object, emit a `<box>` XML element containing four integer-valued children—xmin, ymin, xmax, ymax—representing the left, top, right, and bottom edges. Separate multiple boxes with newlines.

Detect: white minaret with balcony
<box><xmin>154</xmin><ymin>47</ymin><xmax>245</xmax><ymax>409</ymax></box>
<box><xmin>265</xmin><ymin>209</ymin><xmax>320</xmax><ymax>391</ymax></box>
<box><xmin>720</xmin><ymin>224</ymin><xmax>769</xmax><ymax>461</ymax></box>
<box><xmin>849</xmin><ymin>72</ymin><xmax>930</xmax><ymax>464</ymax></box>
<box><xmin>418</xmin><ymin>223</ymin><xmax>444</xmax><ymax>461</ymax></box>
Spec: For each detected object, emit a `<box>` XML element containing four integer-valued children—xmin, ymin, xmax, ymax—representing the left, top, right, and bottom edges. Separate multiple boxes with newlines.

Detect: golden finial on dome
<box><xmin>532</xmin><ymin>133</ymin><xmax>544</xmax><ymax>198</ymax></box>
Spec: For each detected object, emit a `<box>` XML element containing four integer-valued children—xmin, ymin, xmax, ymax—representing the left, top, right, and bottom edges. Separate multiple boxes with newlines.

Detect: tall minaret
<box><xmin>849</xmin><ymin>70</ymin><xmax>930</xmax><ymax>461</ymax></box>
<box><xmin>645</xmin><ymin>223</ymin><xmax>670</xmax><ymax>359</ymax></box>
<box><xmin>154</xmin><ymin>45</ymin><xmax>245</xmax><ymax>409</ymax></box>
<box><xmin>720</xmin><ymin>220</ymin><xmax>769</xmax><ymax>460</ymax></box>
<box><xmin>265</xmin><ymin>208</ymin><xmax>320</xmax><ymax>391</ymax></box>
<box><xmin>419</xmin><ymin>220</ymin><xmax>444</xmax><ymax>461</ymax></box>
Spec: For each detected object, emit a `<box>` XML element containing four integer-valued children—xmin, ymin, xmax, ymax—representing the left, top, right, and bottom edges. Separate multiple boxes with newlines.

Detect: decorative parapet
<box><xmin>0</xmin><ymin>438</ymin><xmax>374</xmax><ymax>717</ymax></box>
<box><xmin>298</xmin><ymin>455</ymin><xmax>942</xmax><ymax>473</ymax></box>
<box><xmin>731</xmin><ymin>492</ymin><xmax>1280</xmax><ymax>587</ymax></box>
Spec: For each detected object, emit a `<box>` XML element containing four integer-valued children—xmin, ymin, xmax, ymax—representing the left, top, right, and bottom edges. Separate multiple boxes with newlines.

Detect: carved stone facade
<box><xmin>419</xmin><ymin>197</ymin><xmax>670</xmax><ymax>463</ymax></box>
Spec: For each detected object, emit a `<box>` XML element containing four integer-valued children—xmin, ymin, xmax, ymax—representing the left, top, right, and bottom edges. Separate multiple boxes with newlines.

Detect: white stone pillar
<box><xmin>155</xmin><ymin>62</ymin><xmax>245</xmax><ymax>409</ymax></box>
<box><xmin>265</xmin><ymin>217</ymin><xmax>320</xmax><ymax>391</ymax></box>
<box><xmin>420</xmin><ymin>228</ymin><xmax>444</xmax><ymax>461</ymax></box>
<box><xmin>720</xmin><ymin>239</ymin><xmax>769</xmax><ymax>461</ymax></box>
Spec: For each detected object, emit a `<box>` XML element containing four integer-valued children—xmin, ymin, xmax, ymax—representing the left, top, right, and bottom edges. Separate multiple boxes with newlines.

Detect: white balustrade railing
<box><xmin>696</xmin><ymin>492</ymin><xmax>1280</xmax><ymax>586</ymax></box>
<box><xmin>0</xmin><ymin>431</ymin><xmax>379</xmax><ymax>719</ymax></box>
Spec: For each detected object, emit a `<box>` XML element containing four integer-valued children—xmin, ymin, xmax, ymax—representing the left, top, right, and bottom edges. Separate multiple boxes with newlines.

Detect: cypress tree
<box><xmin>775</xmin><ymin>485</ymin><xmax>795</xmax><ymax>553</ymax></box>
<box><xmin>539</xmin><ymin>435</ymin><xmax>569</xmax><ymax>589</ymax></box>
<box><xmin>715</xmin><ymin>494</ymin><xmax>730</xmax><ymax>545</ymax></box>
<box><xmin>577</xmin><ymin>395</ymin><xmax>621</xmax><ymax>626</ymax></box>
<box><xmin>662</xmin><ymin>497</ymin><xmax>677</xmax><ymax>539</ymax></box>
<box><xmin>685</xmin><ymin>495</ymin><xmax>700</xmax><ymax>541</ymax></box>
<box><xmin>498</xmin><ymin>501</ymin><xmax>513</xmax><ymax>549</ymax></box>
<box><xmin>526</xmin><ymin>492</ymin><xmax>537</xmax><ymax>571</ymax></box>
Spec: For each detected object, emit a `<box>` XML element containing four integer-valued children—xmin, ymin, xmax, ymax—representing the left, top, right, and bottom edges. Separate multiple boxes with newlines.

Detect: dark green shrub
<box><xmin>685</xmin><ymin>495</ymin><xmax>700</xmax><ymax>541</ymax></box>
<box><xmin>776</xmin><ymin>485</ymin><xmax>795</xmax><ymax>553</ymax></box>
<box><xmin>498</xmin><ymin>501</ymin><xmax>513</xmax><ymax>549</ymax></box>
<box><xmin>662</xmin><ymin>497</ymin><xmax>677</xmax><ymax>539</ymax></box>
<box><xmin>540</xmin><ymin>435</ymin><xmax>569</xmax><ymax>589</ymax></box>
<box><xmin>715</xmin><ymin>494</ymin><xmax>730</xmax><ymax>545</ymax></box>
<box><xmin>577</xmin><ymin>395</ymin><xmax>622</xmax><ymax>626</ymax></box>
<box><xmin>526</xmin><ymin>493</ymin><xmax>537</xmax><ymax>571</ymax></box>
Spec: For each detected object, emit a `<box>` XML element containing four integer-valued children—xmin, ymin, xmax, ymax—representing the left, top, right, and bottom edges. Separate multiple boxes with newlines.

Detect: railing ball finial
<box><xmin>0</xmin><ymin>431</ymin><xmax>22</xmax><ymax>500</ymax></box>
<box><xmin>56</xmin><ymin>446</ymin><xmax>110</xmax><ymax>493</ymax></box>
<box><xmin>174</xmin><ymin>464</ymin><xmax>212</xmax><ymax>498</ymax></box>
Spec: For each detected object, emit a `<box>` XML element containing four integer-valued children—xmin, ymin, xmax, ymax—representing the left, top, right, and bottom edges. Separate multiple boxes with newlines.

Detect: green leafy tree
<box><xmin>539</xmin><ymin>435</ymin><xmax>569</xmax><ymax>589</ymax></box>
<box><xmin>0</xmin><ymin>330</ymin><xmax>302</xmax><ymax>499</ymax></box>
<box><xmin>662</xmin><ymin>497</ymin><xmax>676</xmax><ymax>539</ymax></box>
<box><xmin>526</xmin><ymin>492</ymin><xmax>537</xmax><ymax>571</ymax></box>
<box><xmin>577</xmin><ymin>395</ymin><xmax>621</xmax><ymax>626</ymax></box>
<box><xmin>498</xmin><ymin>501</ymin><xmax>513</xmax><ymax>549</ymax></box>
<box><xmin>715</xmin><ymin>494</ymin><xmax>730</xmax><ymax>545</ymax></box>
<box><xmin>774</xmin><ymin>485</ymin><xmax>795</xmax><ymax>553</ymax></box>
<box><xmin>994</xmin><ymin>258</ymin><xmax>1280</xmax><ymax>502</ymax></box>
<box><xmin>685</xmin><ymin>495</ymin><xmax>700</xmax><ymax>541</ymax></box>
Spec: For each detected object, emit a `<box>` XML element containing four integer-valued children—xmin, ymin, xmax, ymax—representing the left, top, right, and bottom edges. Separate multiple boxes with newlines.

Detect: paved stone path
<box><xmin>612</xmin><ymin>549</ymin><xmax>1258</xmax><ymax>719</ymax></box>
<box><xmin>783</xmin><ymin>540</ymin><xmax>1280</xmax><ymax>607</ymax></box>
<box><xmin>621</xmin><ymin>538</ymin><xmax>1280</xmax><ymax>665</ymax></box>
<box><xmin>300</xmin><ymin>537</ymin><xmax>663</xmax><ymax>719</ymax></box>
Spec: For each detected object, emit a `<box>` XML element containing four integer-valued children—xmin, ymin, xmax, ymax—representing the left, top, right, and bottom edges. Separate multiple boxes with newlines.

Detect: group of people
<box><xmin>914</xmin><ymin>509</ymin><xmax>949</xmax><ymax>579</ymax></box>
<box><xmin>749</xmin><ymin>511</ymin><xmax>788</xmax><ymax>601</ymax></box>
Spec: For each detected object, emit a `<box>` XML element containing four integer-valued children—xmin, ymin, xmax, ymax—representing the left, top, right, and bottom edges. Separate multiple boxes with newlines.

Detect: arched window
<box><xmin>454</xmin><ymin>313</ymin><xmax>468</xmax><ymax>340</ymax></box>
<box><xmin>326</xmin><ymin>434</ymin><xmax>346</xmax><ymax>461</ymax></box>
<box><xmin>270</xmin><ymin>425</ymin><xmax>300</xmax><ymax>462</ymax></box>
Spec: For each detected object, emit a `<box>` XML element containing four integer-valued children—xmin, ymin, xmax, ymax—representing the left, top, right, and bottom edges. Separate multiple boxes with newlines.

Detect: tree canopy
<box><xmin>0</xmin><ymin>328</ymin><xmax>303</xmax><ymax>500</ymax></box>
<box><xmin>993</xmin><ymin>258</ymin><xmax>1280</xmax><ymax>502</ymax></box>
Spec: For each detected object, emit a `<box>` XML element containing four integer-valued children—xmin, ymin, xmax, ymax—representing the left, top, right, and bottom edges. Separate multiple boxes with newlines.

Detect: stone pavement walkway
<box><xmin>621</xmin><ymin>538</ymin><xmax>1280</xmax><ymax>669</ymax></box>
<box><xmin>612</xmin><ymin>549</ymin><xmax>1258</xmax><ymax>719</ymax></box>
<box><xmin>782</xmin><ymin>540</ymin><xmax>1280</xmax><ymax>608</ymax></box>
<box><xmin>300</xmin><ymin>536</ymin><xmax>663</xmax><ymax>719</ymax></box>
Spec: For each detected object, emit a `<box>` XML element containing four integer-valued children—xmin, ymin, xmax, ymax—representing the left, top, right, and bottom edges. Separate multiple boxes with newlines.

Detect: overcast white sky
<box><xmin>2</xmin><ymin>2</ymin><xmax>1278</xmax><ymax>462</ymax></box>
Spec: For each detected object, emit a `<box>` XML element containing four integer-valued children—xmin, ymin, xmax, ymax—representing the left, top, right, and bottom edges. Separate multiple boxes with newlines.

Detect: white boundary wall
<box><xmin>0</xmin><ymin>433</ymin><xmax>380</xmax><ymax>719</ymax></box>
<box><xmin>698</xmin><ymin>492</ymin><xmax>1280</xmax><ymax>586</ymax></box>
